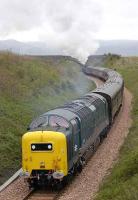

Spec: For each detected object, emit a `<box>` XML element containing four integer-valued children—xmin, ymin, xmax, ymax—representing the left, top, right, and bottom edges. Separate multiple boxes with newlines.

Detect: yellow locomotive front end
<box><xmin>22</xmin><ymin>131</ymin><xmax>68</xmax><ymax>187</ymax></box>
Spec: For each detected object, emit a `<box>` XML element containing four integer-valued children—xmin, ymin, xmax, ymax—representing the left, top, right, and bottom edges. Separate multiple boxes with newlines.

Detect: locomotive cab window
<box><xmin>29</xmin><ymin>115</ymin><xmax>70</xmax><ymax>130</ymax></box>
<box><xmin>70</xmin><ymin>118</ymin><xmax>80</xmax><ymax>133</ymax></box>
<box><xmin>49</xmin><ymin>115</ymin><xmax>69</xmax><ymax>129</ymax></box>
<box><xmin>29</xmin><ymin>116</ymin><xmax>48</xmax><ymax>129</ymax></box>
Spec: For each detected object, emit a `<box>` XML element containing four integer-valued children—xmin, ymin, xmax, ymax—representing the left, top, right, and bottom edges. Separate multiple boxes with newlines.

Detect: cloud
<box><xmin>96</xmin><ymin>0</ymin><xmax>138</xmax><ymax>40</ymax></box>
<box><xmin>0</xmin><ymin>0</ymin><xmax>102</xmax><ymax>62</ymax></box>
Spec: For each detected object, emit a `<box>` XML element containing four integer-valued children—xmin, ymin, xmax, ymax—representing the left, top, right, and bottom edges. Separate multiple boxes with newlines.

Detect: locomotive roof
<box><xmin>93</xmin><ymin>81</ymin><xmax>122</xmax><ymax>98</ymax></box>
<box><xmin>86</xmin><ymin>66</ymin><xmax>123</xmax><ymax>83</ymax></box>
<box><xmin>29</xmin><ymin>92</ymin><xmax>106</xmax><ymax>131</ymax></box>
<box><xmin>29</xmin><ymin>108</ymin><xmax>78</xmax><ymax>130</ymax></box>
<box><xmin>86</xmin><ymin>66</ymin><xmax>124</xmax><ymax>98</ymax></box>
<box><xmin>44</xmin><ymin>108</ymin><xmax>78</xmax><ymax>121</ymax></box>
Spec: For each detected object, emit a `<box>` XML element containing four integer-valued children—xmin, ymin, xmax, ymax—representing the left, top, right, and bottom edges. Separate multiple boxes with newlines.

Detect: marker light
<box><xmin>48</xmin><ymin>144</ymin><xmax>52</xmax><ymax>149</ymax></box>
<box><xmin>32</xmin><ymin>145</ymin><xmax>35</xmax><ymax>150</ymax></box>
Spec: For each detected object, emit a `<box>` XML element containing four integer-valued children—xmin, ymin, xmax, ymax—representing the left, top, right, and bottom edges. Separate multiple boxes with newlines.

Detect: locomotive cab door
<box><xmin>70</xmin><ymin>118</ymin><xmax>81</xmax><ymax>163</ymax></box>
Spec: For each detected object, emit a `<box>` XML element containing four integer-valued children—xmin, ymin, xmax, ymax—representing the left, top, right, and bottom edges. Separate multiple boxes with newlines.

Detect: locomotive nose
<box><xmin>22</xmin><ymin>131</ymin><xmax>68</xmax><ymax>178</ymax></box>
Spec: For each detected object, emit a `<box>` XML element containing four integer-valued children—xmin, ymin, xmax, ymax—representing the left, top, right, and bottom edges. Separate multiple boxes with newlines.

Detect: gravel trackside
<box><xmin>58</xmin><ymin>88</ymin><xmax>132</xmax><ymax>200</ymax></box>
<box><xmin>0</xmin><ymin>177</ymin><xmax>31</xmax><ymax>200</ymax></box>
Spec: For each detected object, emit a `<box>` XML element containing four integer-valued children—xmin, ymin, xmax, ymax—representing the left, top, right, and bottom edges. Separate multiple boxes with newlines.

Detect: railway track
<box><xmin>23</xmin><ymin>189</ymin><xmax>58</xmax><ymax>200</ymax></box>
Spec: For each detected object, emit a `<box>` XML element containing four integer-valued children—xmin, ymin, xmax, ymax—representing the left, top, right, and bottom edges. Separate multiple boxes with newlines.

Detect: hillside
<box><xmin>85</xmin><ymin>55</ymin><xmax>106</xmax><ymax>67</ymax></box>
<box><xmin>96</xmin><ymin>40</ymin><xmax>138</xmax><ymax>56</ymax></box>
<box><xmin>1</xmin><ymin>39</ymin><xmax>138</xmax><ymax>57</ymax></box>
<box><xmin>0</xmin><ymin>40</ymin><xmax>51</xmax><ymax>55</ymax></box>
<box><xmin>95</xmin><ymin>55</ymin><xmax>138</xmax><ymax>200</ymax></box>
<box><xmin>0</xmin><ymin>52</ymin><xmax>94</xmax><ymax>185</ymax></box>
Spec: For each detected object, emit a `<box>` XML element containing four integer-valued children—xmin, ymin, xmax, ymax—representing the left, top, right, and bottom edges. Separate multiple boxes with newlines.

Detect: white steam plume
<box><xmin>0</xmin><ymin>0</ymin><xmax>102</xmax><ymax>62</ymax></box>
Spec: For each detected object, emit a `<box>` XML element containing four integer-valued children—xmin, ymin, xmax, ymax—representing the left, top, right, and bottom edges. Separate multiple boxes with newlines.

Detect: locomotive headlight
<box><xmin>31</xmin><ymin>145</ymin><xmax>35</xmax><ymax>150</ymax></box>
<box><xmin>48</xmin><ymin>144</ymin><xmax>52</xmax><ymax>150</ymax></box>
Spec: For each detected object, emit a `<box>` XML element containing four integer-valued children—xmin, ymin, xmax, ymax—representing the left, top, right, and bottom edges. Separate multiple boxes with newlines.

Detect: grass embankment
<box><xmin>0</xmin><ymin>52</ymin><xmax>94</xmax><ymax>184</ymax></box>
<box><xmin>95</xmin><ymin>56</ymin><xmax>138</xmax><ymax>200</ymax></box>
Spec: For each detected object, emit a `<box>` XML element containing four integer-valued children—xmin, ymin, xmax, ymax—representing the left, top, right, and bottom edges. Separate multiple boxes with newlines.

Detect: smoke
<box><xmin>0</xmin><ymin>0</ymin><xmax>102</xmax><ymax>62</ymax></box>
<box><xmin>73</xmin><ymin>72</ymin><xmax>95</xmax><ymax>95</ymax></box>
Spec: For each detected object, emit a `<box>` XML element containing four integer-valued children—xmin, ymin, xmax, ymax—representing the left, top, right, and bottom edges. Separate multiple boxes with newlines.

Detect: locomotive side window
<box><xmin>71</xmin><ymin>119</ymin><xmax>80</xmax><ymax>134</ymax></box>
<box><xmin>71</xmin><ymin>118</ymin><xmax>81</xmax><ymax>153</ymax></box>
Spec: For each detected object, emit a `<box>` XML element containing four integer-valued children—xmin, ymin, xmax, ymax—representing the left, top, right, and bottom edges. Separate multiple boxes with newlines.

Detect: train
<box><xmin>22</xmin><ymin>66</ymin><xmax>124</xmax><ymax>188</ymax></box>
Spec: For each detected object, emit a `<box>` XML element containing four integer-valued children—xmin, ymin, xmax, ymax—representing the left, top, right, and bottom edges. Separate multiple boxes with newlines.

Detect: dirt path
<box><xmin>58</xmin><ymin>88</ymin><xmax>132</xmax><ymax>200</ymax></box>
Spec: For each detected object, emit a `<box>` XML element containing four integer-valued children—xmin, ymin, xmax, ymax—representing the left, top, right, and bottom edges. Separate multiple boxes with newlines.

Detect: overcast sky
<box><xmin>96</xmin><ymin>0</ymin><xmax>138</xmax><ymax>40</ymax></box>
<box><xmin>0</xmin><ymin>0</ymin><xmax>137</xmax><ymax>60</ymax></box>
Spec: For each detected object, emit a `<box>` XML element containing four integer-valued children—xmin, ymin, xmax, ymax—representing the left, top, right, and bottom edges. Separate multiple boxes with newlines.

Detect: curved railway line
<box><xmin>0</xmin><ymin>66</ymin><xmax>132</xmax><ymax>200</ymax></box>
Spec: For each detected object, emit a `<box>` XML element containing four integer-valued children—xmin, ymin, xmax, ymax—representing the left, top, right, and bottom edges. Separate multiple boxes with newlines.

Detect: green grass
<box><xmin>0</xmin><ymin>52</ymin><xmax>95</xmax><ymax>184</ymax></box>
<box><xmin>95</xmin><ymin>56</ymin><xmax>138</xmax><ymax>200</ymax></box>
